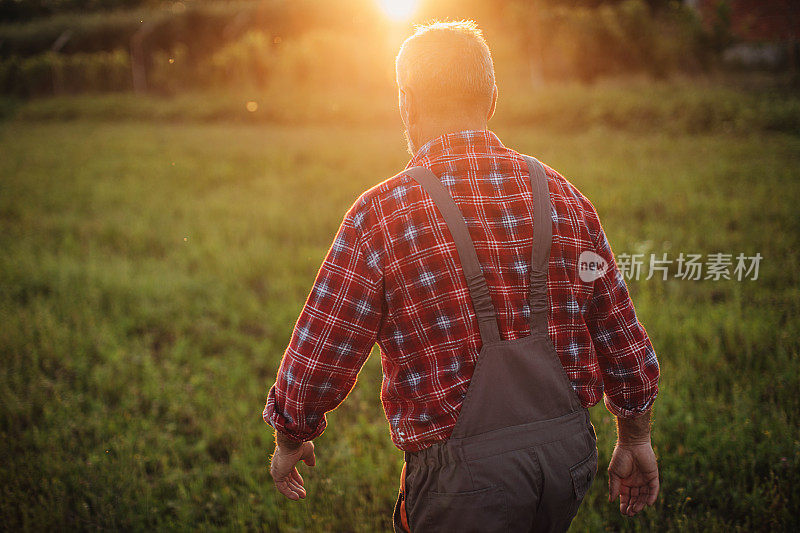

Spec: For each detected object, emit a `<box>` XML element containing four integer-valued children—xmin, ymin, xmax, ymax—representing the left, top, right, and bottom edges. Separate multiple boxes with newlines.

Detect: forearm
<box><xmin>263</xmin><ymin>210</ymin><xmax>382</xmax><ymax>445</ymax></box>
<box><xmin>615</xmin><ymin>409</ymin><xmax>652</xmax><ymax>445</ymax></box>
<box><xmin>588</xmin><ymin>228</ymin><xmax>660</xmax><ymax>420</ymax></box>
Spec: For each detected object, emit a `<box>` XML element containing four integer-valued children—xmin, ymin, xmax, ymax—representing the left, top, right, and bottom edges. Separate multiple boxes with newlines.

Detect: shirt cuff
<box><xmin>262</xmin><ymin>417</ymin><xmax>304</xmax><ymax>444</ymax></box>
<box><xmin>262</xmin><ymin>396</ymin><xmax>327</xmax><ymax>443</ymax></box>
<box><xmin>603</xmin><ymin>393</ymin><xmax>656</xmax><ymax>419</ymax></box>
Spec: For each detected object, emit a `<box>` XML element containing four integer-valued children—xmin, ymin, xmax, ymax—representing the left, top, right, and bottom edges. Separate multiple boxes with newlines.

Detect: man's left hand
<box><xmin>269</xmin><ymin>437</ymin><xmax>316</xmax><ymax>501</ymax></box>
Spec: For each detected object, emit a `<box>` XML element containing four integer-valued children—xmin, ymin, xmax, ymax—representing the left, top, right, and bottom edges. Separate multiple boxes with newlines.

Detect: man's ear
<box><xmin>399</xmin><ymin>87</ymin><xmax>417</xmax><ymax>128</ymax></box>
<box><xmin>487</xmin><ymin>84</ymin><xmax>498</xmax><ymax>121</ymax></box>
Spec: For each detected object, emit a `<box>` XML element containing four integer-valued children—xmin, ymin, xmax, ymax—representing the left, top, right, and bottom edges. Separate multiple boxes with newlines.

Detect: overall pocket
<box><xmin>418</xmin><ymin>484</ymin><xmax>507</xmax><ymax>533</ymax></box>
<box><xmin>569</xmin><ymin>448</ymin><xmax>598</xmax><ymax>502</ymax></box>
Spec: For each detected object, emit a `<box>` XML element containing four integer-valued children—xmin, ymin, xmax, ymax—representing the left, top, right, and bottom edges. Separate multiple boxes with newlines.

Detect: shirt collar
<box><xmin>407</xmin><ymin>129</ymin><xmax>506</xmax><ymax>168</ymax></box>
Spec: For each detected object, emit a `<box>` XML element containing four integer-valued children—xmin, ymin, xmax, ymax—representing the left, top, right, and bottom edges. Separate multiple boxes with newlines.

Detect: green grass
<box><xmin>1</xmin><ymin>114</ymin><xmax>799</xmax><ymax>530</ymax></box>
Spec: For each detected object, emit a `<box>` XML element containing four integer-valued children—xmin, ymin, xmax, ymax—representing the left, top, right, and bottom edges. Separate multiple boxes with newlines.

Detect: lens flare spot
<box><xmin>377</xmin><ymin>0</ymin><xmax>417</xmax><ymax>21</ymax></box>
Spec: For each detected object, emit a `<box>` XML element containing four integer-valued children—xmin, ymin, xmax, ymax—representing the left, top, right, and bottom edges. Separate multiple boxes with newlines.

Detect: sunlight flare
<box><xmin>377</xmin><ymin>0</ymin><xmax>417</xmax><ymax>21</ymax></box>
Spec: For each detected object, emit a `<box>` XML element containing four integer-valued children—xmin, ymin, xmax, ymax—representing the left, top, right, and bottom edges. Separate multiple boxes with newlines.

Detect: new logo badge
<box><xmin>578</xmin><ymin>251</ymin><xmax>608</xmax><ymax>282</ymax></box>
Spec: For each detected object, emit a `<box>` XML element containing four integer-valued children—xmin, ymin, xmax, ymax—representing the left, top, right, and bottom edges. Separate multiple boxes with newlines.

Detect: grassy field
<box><xmin>1</xmin><ymin>101</ymin><xmax>799</xmax><ymax>530</ymax></box>
<box><xmin>2</xmin><ymin>76</ymin><xmax>799</xmax><ymax>136</ymax></box>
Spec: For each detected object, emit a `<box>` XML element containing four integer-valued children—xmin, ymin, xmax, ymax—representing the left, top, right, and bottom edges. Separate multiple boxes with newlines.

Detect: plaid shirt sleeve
<box><xmin>583</xmin><ymin>204</ymin><xmax>660</xmax><ymax>419</ymax></box>
<box><xmin>262</xmin><ymin>195</ymin><xmax>383</xmax><ymax>442</ymax></box>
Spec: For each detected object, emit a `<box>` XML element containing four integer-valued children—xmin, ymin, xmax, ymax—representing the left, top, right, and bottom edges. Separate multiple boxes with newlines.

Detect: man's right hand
<box><xmin>269</xmin><ymin>434</ymin><xmax>316</xmax><ymax>501</ymax></box>
<box><xmin>608</xmin><ymin>441</ymin><xmax>659</xmax><ymax>516</ymax></box>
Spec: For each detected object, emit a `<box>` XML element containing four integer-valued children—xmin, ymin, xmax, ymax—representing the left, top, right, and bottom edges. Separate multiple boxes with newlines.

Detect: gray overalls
<box><xmin>392</xmin><ymin>156</ymin><xmax>598</xmax><ymax>533</ymax></box>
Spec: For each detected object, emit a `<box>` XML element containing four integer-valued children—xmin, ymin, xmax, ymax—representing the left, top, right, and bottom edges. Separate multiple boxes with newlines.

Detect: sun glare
<box><xmin>378</xmin><ymin>0</ymin><xmax>417</xmax><ymax>21</ymax></box>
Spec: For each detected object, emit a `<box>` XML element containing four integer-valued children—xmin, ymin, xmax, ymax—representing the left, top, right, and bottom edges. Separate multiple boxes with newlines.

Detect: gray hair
<box><xmin>395</xmin><ymin>20</ymin><xmax>495</xmax><ymax>118</ymax></box>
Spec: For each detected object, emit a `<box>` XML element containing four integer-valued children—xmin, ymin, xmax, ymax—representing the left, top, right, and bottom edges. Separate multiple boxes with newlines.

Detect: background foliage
<box><xmin>1</xmin><ymin>0</ymin><xmax>778</xmax><ymax>97</ymax></box>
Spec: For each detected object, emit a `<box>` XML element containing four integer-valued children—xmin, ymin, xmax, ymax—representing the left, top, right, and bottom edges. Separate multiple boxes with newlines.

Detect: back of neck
<box><xmin>413</xmin><ymin>117</ymin><xmax>488</xmax><ymax>154</ymax></box>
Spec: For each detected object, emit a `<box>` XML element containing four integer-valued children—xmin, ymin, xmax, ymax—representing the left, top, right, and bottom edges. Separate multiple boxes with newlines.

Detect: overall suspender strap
<box><xmin>404</xmin><ymin>167</ymin><xmax>502</xmax><ymax>345</ymax></box>
<box><xmin>523</xmin><ymin>156</ymin><xmax>552</xmax><ymax>337</ymax></box>
<box><xmin>403</xmin><ymin>156</ymin><xmax>552</xmax><ymax>345</ymax></box>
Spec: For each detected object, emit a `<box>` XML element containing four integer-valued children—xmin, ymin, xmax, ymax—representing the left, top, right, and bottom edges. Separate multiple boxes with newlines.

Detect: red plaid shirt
<box><xmin>264</xmin><ymin>130</ymin><xmax>659</xmax><ymax>452</ymax></box>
